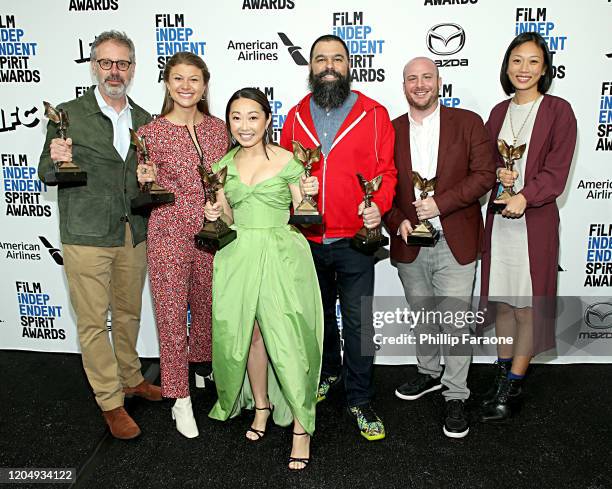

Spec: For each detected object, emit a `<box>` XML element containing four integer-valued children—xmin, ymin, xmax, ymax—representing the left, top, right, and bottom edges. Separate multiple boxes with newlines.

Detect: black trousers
<box><xmin>309</xmin><ymin>239</ymin><xmax>375</xmax><ymax>407</ymax></box>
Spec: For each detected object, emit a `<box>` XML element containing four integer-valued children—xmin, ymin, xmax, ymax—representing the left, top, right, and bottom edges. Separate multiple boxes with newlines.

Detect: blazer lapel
<box><xmin>397</xmin><ymin>114</ymin><xmax>416</xmax><ymax>203</ymax></box>
<box><xmin>524</xmin><ymin>95</ymin><xmax>553</xmax><ymax>181</ymax></box>
<box><xmin>127</xmin><ymin>102</ymin><xmax>147</xmax><ymax>163</ymax></box>
<box><xmin>436</xmin><ymin>105</ymin><xmax>452</xmax><ymax>183</ymax></box>
<box><xmin>492</xmin><ymin>99</ymin><xmax>510</xmax><ymax>142</ymax></box>
<box><xmin>488</xmin><ymin>99</ymin><xmax>510</xmax><ymax>167</ymax></box>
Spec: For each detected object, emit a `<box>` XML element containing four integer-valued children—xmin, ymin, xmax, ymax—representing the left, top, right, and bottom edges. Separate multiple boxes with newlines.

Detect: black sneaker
<box><xmin>395</xmin><ymin>372</ymin><xmax>442</xmax><ymax>401</ymax></box>
<box><xmin>443</xmin><ymin>399</ymin><xmax>469</xmax><ymax>439</ymax></box>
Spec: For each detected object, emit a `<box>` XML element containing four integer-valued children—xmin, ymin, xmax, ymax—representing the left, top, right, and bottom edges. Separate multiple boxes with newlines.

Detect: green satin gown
<box><xmin>208</xmin><ymin>147</ymin><xmax>323</xmax><ymax>435</ymax></box>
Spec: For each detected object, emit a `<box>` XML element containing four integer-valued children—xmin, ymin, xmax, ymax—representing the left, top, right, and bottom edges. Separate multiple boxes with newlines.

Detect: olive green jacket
<box><xmin>38</xmin><ymin>86</ymin><xmax>152</xmax><ymax>247</ymax></box>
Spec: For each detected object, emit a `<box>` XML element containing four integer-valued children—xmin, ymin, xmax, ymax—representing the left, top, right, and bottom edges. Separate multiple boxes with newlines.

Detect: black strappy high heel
<box><xmin>288</xmin><ymin>432</ymin><xmax>310</xmax><ymax>470</ymax></box>
<box><xmin>246</xmin><ymin>404</ymin><xmax>273</xmax><ymax>441</ymax></box>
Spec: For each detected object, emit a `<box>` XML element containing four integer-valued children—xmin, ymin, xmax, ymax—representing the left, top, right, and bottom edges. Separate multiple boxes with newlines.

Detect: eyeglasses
<box><xmin>96</xmin><ymin>59</ymin><xmax>132</xmax><ymax>71</ymax></box>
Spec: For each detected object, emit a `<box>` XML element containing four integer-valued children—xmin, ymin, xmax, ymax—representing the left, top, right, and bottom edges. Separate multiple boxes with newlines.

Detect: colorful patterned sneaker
<box><xmin>317</xmin><ymin>375</ymin><xmax>340</xmax><ymax>402</ymax></box>
<box><xmin>348</xmin><ymin>404</ymin><xmax>386</xmax><ymax>441</ymax></box>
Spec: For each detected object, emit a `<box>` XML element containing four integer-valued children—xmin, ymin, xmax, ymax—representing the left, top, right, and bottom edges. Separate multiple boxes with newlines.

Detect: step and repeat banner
<box><xmin>1</xmin><ymin>0</ymin><xmax>610</xmax><ymax>362</ymax></box>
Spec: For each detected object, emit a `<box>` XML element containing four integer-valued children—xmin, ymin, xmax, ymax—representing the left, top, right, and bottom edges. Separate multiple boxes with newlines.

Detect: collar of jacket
<box><xmin>293</xmin><ymin>90</ymin><xmax>382</xmax><ymax>155</ymax></box>
<box><xmin>79</xmin><ymin>85</ymin><xmax>150</xmax><ymax>128</ymax></box>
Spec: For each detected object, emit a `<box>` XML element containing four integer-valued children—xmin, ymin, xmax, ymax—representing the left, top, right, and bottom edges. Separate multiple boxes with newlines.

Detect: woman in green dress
<box><xmin>205</xmin><ymin>88</ymin><xmax>323</xmax><ymax>471</ymax></box>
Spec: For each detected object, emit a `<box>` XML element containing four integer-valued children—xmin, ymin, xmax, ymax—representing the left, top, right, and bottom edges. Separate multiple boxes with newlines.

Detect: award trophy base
<box><xmin>350</xmin><ymin>227</ymin><xmax>389</xmax><ymax>254</ymax></box>
<box><xmin>289</xmin><ymin>212</ymin><xmax>323</xmax><ymax>225</ymax></box>
<box><xmin>289</xmin><ymin>198</ymin><xmax>322</xmax><ymax>225</ymax></box>
<box><xmin>488</xmin><ymin>202</ymin><xmax>506</xmax><ymax>214</ymax></box>
<box><xmin>407</xmin><ymin>223</ymin><xmax>440</xmax><ymax>247</ymax></box>
<box><xmin>131</xmin><ymin>191</ymin><xmax>175</xmax><ymax>212</ymax></box>
<box><xmin>44</xmin><ymin>163</ymin><xmax>87</xmax><ymax>185</ymax></box>
<box><xmin>195</xmin><ymin>222</ymin><xmax>237</xmax><ymax>251</ymax></box>
<box><xmin>488</xmin><ymin>189</ymin><xmax>514</xmax><ymax>214</ymax></box>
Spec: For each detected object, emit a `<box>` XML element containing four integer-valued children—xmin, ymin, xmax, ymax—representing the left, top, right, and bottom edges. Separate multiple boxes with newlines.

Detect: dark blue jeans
<box><xmin>309</xmin><ymin>239</ymin><xmax>375</xmax><ymax>407</ymax></box>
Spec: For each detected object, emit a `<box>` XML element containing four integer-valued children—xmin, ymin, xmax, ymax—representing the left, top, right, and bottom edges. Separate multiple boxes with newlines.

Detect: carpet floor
<box><xmin>1</xmin><ymin>351</ymin><xmax>610</xmax><ymax>489</ymax></box>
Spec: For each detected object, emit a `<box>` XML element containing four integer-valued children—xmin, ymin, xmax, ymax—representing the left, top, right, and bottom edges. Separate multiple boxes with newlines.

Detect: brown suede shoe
<box><xmin>102</xmin><ymin>407</ymin><xmax>141</xmax><ymax>440</ymax></box>
<box><xmin>123</xmin><ymin>380</ymin><xmax>163</xmax><ymax>401</ymax></box>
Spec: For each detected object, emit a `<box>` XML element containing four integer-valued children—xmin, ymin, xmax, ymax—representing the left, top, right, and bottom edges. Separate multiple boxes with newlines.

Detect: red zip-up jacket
<box><xmin>280</xmin><ymin>91</ymin><xmax>397</xmax><ymax>243</ymax></box>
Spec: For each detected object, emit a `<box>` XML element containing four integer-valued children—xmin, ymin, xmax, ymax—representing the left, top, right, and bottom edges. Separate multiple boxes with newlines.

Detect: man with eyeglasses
<box><xmin>38</xmin><ymin>30</ymin><xmax>159</xmax><ymax>440</ymax></box>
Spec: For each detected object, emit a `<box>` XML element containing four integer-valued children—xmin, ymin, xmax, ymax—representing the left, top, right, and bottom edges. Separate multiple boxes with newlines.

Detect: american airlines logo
<box><xmin>277</xmin><ymin>33</ymin><xmax>308</xmax><ymax>65</ymax></box>
<box><xmin>38</xmin><ymin>236</ymin><xmax>63</xmax><ymax>265</ymax></box>
<box><xmin>426</xmin><ymin>23</ymin><xmax>466</xmax><ymax>56</ymax></box>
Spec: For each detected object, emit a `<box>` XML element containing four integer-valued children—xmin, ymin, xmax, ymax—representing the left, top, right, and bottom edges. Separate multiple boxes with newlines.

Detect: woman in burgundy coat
<box><xmin>479</xmin><ymin>32</ymin><xmax>577</xmax><ymax>423</ymax></box>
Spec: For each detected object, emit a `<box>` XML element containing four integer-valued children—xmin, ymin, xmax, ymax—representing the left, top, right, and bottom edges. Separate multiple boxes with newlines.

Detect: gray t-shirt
<box><xmin>310</xmin><ymin>92</ymin><xmax>357</xmax><ymax>155</ymax></box>
<box><xmin>310</xmin><ymin>92</ymin><xmax>358</xmax><ymax>244</ymax></box>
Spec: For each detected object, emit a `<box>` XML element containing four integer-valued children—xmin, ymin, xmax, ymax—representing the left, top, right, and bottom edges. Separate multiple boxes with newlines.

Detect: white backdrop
<box><xmin>1</xmin><ymin>0</ymin><xmax>611</xmax><ymax>362</ymax></box>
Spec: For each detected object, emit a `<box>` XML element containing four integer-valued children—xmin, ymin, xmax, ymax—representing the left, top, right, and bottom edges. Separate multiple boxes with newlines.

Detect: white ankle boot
<box><xmin>171</xmin><ymin>396</ymin><xmax>199</xmax><ymax>438</ymax></box>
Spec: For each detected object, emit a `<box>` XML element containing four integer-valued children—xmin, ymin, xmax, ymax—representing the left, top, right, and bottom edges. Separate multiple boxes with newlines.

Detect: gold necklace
<box><xmin>509</xmin><ymin>95</ymin><xmax>540</xmax><ymax>146</ymax></box>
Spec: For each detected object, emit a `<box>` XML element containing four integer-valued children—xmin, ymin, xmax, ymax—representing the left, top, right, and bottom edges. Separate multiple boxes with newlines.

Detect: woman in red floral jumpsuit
<box><xmin>137</xmin><ymin>51</ymin><xmax>227</xmax><ymax>438</ymax></box>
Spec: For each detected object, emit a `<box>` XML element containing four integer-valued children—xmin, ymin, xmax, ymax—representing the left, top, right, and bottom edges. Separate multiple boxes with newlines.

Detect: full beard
<box><xmin>93</xmin><ymin>69</ymin><xmax>129</xmax><ymax>99</ymax></box>
<box><xmin>101</xmin><ymin>79</ymin><xmax>128</xmax><ymax>98</ymax></box>
<box><xmin>308</xmin><ymin>69</ymin><xmax>351</xmax><ymax>109</ymax></box>
<box><xmin>102</xmin><ymin>77</ymin><xmax>127</xmax><ymax>98</ymax></box>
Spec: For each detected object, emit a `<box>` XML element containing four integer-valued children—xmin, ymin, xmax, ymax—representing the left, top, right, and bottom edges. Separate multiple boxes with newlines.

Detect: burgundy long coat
<box><xmin>480</xmin><ymin>94</ymin><xmax>577</xmax><ymax>354</ymax></box>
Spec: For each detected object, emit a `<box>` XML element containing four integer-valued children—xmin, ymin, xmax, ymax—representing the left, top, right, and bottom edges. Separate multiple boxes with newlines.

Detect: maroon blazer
<box><xmin>480</xmin><ymin>94</ymin><xmax>577</xmax><ymax>353</ymax></box>
<box><xmin>384</xmin><ymin>105</ymin><xmax>497</xmax><ymax>265</ymax></box>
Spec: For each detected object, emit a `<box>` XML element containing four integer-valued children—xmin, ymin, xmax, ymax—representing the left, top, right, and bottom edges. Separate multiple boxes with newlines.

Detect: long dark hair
<box><xmin>500</xmin><ymin>32</ymin><xmax>553</xmax><ymax>96</ymax></box>
<box><xmin>225</xmin><ymin>87</ymin><xmax>275</xmax><ymax>154</ymax></box>
<box><xmin>160</xmin><ymin>52</ymin><xmax>211</xmax><ymax>116</ymax></box>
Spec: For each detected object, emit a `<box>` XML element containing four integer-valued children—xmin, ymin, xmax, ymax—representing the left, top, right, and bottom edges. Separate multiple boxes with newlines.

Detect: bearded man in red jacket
<box><xmin>280</xmin><ymin>34</ymin><xmax>396</xmax><ymax>441</ymax></box>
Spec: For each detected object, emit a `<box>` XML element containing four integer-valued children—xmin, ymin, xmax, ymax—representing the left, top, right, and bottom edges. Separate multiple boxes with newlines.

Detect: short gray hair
<box><xmin>90</xmin><ymin>30</ymin><xmax>135</xmax><ymax>63</ymax></box>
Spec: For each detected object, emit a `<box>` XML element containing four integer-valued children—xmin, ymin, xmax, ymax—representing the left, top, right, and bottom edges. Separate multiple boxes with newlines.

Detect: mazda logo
<box><xmin>584</xmin><ymin>301</ymin><xmax>612</xmax><ymax>330</ymax></box>
<box><xmin>426</xmin><ymin>23</ymin><xmax>466</xmax><ymax>56</ymax></box>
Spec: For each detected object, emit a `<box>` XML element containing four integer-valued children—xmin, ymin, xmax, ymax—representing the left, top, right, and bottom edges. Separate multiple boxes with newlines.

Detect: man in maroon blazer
<box><xmin>383</xmin><ymin>57</ymin><xmax>496</xmax><ymax>438</ymax></box>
